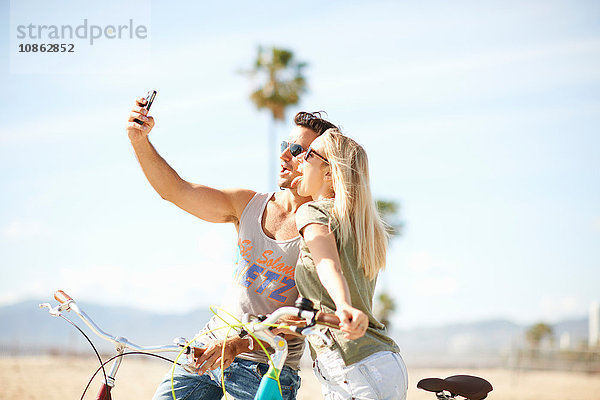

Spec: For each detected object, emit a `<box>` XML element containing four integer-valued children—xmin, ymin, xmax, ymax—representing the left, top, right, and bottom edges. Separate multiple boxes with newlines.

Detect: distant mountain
<box><xmin>0</xmin><ymin>299</ymin><xmax>589</xmax><ymax>368</ymax></box>
<box><xmin>0</xmin><ymin>299</ymin><xmax>213</xmax><ymax>355</ymax></box>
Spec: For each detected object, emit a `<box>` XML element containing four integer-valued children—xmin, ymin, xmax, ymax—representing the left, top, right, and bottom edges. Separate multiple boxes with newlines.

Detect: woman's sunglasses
<box><xmin>305</xmin><ymin>147</ymin><xmax>329</xmax><ymax>164</ymax></box>
<box><xmin>281</xmin><ymin>141</ymin><xmax>304</xmax><ymax>157</ymax></box>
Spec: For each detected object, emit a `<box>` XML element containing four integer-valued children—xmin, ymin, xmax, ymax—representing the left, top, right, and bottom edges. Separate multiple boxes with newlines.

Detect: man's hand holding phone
<box><xmin>127</xmin><ymin>90</ymin><xmax>156</xmax><ymax>141</ymax></box>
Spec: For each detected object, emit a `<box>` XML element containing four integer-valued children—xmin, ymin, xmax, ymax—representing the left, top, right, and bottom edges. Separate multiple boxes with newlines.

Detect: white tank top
<box><xmin>204</xmin><ymin>192</ymin><xmax>304</xmax><ymax>369</ymax></box>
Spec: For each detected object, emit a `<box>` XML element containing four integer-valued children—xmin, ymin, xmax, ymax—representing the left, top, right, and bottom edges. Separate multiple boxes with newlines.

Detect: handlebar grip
<box><xmin>316</xmin><ymin>311</ymin><xmax>341</xmax><ymax>328</ymax></box>
<box><xmin>54</xmin><ymin>290</ymin><xmax>73</xmax><ymax>304</ymax></box>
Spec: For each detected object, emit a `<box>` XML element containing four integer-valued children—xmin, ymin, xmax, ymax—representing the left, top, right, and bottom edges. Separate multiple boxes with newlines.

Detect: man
<box><xmin>126</xmin><ymin>98</ymin><xmax>338</xmax><ymax>400</ymax></box>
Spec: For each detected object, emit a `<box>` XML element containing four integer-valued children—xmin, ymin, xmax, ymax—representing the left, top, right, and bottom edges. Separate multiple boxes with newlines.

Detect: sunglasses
<box><xmin>305</xmin><ymin>146</ymin><xmax>329</xmax><ymax>164</ymax></box>
<box><xmin>281</xmin><ymin>141</ymin><xmax>305</xmax><ymax>157</ymax></box>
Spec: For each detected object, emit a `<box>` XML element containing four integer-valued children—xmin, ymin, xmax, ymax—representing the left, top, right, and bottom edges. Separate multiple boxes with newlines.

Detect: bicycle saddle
<box><xmin>417</xmin><ymin>375</ymin><xmax>493</xmax><ymax>400</ymax></box>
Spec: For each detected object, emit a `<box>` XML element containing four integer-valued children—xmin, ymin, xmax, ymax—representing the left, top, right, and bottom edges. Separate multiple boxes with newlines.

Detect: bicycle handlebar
<box><xmin>249</xmin><ymin>306</ymin><xmax>340</xmax><ymax>332</ymax></box>
<box><xmin>43</xmin><ymin>291</ymin><xmax>340</xmax><ymax>353</ymax></box>
<box><xmin>42</xmin><ymin>290</ymin><xmax>188</xmax><ymax>355</ymax></box>
<box><xmin>315</xmin><ymin>311</ymin><xmax>341</xmax><ymax>327</ymax></box>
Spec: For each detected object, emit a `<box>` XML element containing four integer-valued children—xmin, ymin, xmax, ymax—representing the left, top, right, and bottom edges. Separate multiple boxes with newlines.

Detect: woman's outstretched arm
<box><xmin>302</xmin><ymin>223</ymin><xmax>369</xmax><ymax>339</ymax></box>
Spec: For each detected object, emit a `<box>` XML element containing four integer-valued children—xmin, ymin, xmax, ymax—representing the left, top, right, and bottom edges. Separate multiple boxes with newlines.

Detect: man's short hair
<box><xmin>294</xmin><ymin>111</ymin><xmax>339</xmax><ymax>135</ymax></box>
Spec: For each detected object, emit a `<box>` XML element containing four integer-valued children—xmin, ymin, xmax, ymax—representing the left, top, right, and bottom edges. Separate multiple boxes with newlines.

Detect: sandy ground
<box><xmin>1</xmin><ymin>356</ymin><xmax>599</xmax><ymax>400</ymax></box>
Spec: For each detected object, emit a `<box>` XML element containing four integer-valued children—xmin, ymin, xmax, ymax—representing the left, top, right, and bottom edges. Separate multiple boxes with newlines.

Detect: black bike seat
<box><xmin>417</xmin><ymin>375</ymin><xmax>493</xmax><ymax>400</ymax></box>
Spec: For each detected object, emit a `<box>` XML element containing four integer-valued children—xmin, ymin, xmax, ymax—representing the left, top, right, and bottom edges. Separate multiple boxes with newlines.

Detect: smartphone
<box><xmin>133</xmin><ymin>90</ymin><xmax>157</xmax><ymax>125</ymax></box>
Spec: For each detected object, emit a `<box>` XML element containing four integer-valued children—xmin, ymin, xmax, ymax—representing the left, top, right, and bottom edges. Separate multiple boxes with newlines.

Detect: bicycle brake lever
<box><xmin>173</xmin><ymin>337</ymin><xmax>193</xmax><ymax>354</ymax></box>
<box><xmin>301</xmin><ymin>327</ymin><xmax>332</xmax><ymax>346</ymax></box>
<box><xmin>39</xmin><ymin>302</ymin><xmax>70</xmax><ymax>317</ymax></box>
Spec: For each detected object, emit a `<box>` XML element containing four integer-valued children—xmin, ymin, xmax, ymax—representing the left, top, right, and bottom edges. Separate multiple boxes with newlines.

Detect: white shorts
<box><xmin>313</xmin><ymin>349</ymin><xmax>408</xmax><ymax>400</ymax></box>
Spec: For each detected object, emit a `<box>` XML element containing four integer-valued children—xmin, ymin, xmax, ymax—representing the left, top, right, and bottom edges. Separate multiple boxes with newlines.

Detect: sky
<box><xmin>1</xmin><ymin>0</ymin><xmax>599</xmax><ymax>330</ymax></box>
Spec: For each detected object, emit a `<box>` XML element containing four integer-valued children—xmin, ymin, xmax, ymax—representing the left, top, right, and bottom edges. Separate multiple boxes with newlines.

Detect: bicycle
<box><xmin>40</xmin><ymin>290</ymin><xmax>340</xmax><ymax>400</ymax></box>
<box><xmin>40</xmin><ymin>290</ymin><xmax>493</xmax><ymax>400</ymax></box>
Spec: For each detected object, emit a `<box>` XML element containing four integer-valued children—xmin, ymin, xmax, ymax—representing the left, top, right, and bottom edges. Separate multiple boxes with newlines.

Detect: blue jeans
<box><xmin>152</xmin><ymin>358</ymin><xmax>301</xmax><ymax>400</ymax></box>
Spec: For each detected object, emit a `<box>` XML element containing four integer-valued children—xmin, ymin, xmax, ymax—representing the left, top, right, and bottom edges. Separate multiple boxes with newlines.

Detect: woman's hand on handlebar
<box><xmin>126</xmin><ymin>98</ymin><xmax>155</xmax><ymax>141</ymax></box>
<box><xmin>335</xmin><ymin>303</ymin><xmax>369</xmax><ymax>340</ymax></box>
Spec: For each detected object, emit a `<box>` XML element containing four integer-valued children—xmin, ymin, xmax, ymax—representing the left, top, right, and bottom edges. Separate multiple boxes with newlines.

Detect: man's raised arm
<box><xmin>126</xmin><ymin>98</ymin><xmax>254</xmax><ymax>226</ymax></box>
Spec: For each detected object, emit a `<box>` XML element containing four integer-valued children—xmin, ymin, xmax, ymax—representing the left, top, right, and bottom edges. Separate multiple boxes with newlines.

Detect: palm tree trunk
<box><xmin>269</xmin><ymin>119</ymin><xmax>277</xmax><ymax>190</ymax></box>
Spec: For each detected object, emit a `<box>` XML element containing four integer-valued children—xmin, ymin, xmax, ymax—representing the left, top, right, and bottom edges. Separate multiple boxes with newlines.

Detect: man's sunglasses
<box><xmin>305</xmin><ymin>146</ymin><xmax>329</xmax><ymax>164</ymax></box>
<box><xmin>281</xmin><ymin>141</ymin><xmax>305</xmax><ymax>157</ymax></box>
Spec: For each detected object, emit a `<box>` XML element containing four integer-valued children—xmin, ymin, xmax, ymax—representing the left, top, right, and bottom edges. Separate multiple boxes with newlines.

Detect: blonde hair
<box><xmin>321</xmin><ymin>129</ymin><xmax>389</xmax><ymax>280</ymax></box>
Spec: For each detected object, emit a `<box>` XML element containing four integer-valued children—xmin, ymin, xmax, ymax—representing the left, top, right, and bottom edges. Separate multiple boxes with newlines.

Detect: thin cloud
<box><xmin>539</xmin><ymin>295</ymin><xmax>586</xmax><ymax>322</ymax></box>
<box><xmin>2</xmin><ymin>220</ymin><xmax>45</xmax><ymax>239</ymax></box>
<box><xmin>52</xmin><ymin>262</ymin><xmax>233</xmax><ymax>314</ymax></box>
<box><xmin>315</xmin><ymin>37</ymin><xmax>600</xmax><ymax>105</ymax></box>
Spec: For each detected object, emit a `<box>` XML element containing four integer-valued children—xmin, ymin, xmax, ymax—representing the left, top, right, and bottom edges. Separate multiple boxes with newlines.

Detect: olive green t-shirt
<box><xmin>295</xmin><ymin>199</ymin><xmax>400</xmax><ymax>366</ymax></box>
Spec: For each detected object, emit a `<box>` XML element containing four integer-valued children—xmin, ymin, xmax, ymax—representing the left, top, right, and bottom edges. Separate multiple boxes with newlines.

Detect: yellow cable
<box><xmin>169</xmin><ymin>305</ymin><xmax>294</xmax><ymax>400</ymax></box>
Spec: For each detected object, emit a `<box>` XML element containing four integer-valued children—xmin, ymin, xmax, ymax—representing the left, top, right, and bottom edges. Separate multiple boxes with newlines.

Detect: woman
<box><xmin>291</xmin><ymin>128</ymin><xmax>408</xmax><ymax>400</ymax></box>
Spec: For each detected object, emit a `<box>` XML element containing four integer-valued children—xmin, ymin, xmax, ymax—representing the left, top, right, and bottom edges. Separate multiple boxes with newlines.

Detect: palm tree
<box><xmin>374</xmin><ymin>199</ymin><xmax>404</xmax><ymax>330</ymax></box>
<box><xmin>245</xmin><ymin>46</ymin><xmax>308</xmax><ymax>188</ymax></box>
<box><xmin>374</xmin><ymin>291</ymin><xmax>396</xmax><ymax>330</ymax></box>
<box><xmin>377</xmin><ymin>200</ymin><xmax>404</xmax><ymax>238</ymax></box>
<box><xmin>526</xmin><ymin>322</ymin><xmax>554</xmax><ymax>349</ymax></box>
